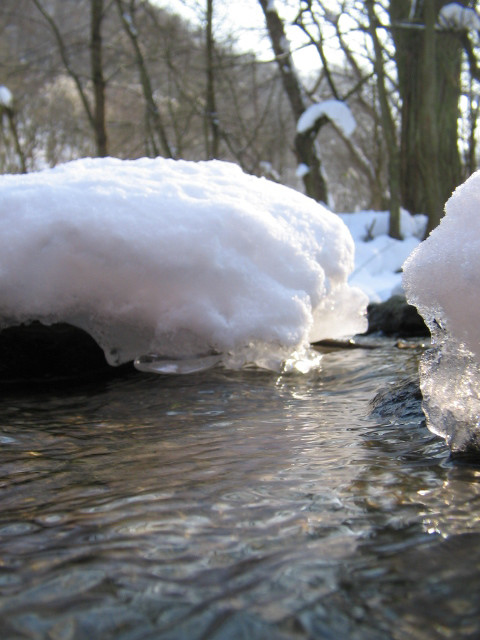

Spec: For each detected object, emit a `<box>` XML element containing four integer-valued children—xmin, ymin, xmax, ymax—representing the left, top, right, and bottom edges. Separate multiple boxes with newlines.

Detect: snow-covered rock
<box><xmin>0</xmin><ymin>157</ymin><xmax>368</xmax><ymax>374</ymax></box>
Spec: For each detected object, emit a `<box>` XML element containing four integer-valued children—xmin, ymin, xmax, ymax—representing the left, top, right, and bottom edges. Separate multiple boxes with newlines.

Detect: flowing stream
<box><xmin>0</xmin><ymin>339</ymin><xmax>479</xmax><ymax>640</ymax></box>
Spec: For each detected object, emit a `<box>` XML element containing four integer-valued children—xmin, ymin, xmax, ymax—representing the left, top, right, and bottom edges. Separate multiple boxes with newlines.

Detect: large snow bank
<box><xmin>403</xmin><ymin>172</ymin><xmax>480</xmax><ymax>452</ymax></box>
<box><xmin>340</xmin><ymin>209</ymin><xmax>427</xmax><ymax>302</ymax></box>
<box><xmin>0</xmin><ymin>157</ymin><xmax>368</xmax><ymax>374</ymax></box>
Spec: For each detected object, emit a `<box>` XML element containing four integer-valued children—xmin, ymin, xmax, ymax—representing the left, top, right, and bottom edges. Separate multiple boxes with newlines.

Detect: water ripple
<box><xmin>0</xmin><ymin>341</ymin><xmax>477</xmax><ymax>639</ymax></box>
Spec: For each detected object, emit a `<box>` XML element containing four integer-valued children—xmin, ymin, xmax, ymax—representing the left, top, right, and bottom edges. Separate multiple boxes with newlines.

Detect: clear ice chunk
<box><xmin>419</xmin><ymin>334</ymin><xmax>480</xmax><ymax>454</ymax></box>
<box><xmin>134</xmin><ymin>353</ymin><xmax>222</xmax><ymax>375</ymax></box>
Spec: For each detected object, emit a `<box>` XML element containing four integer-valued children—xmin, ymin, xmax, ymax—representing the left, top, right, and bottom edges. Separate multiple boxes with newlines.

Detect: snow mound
<box><xmin>403</xmin><ymin>171</ymin><xmax>480</xmax><ymax>452</ymax></box>
<box><xmin>0</xmin><ymin>157</ymin><xmax>368</xmax><ymax>374</ymax></box>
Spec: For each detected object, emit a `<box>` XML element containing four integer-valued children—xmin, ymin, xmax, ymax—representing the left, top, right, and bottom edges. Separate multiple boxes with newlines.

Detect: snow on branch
<box><xmin>0</xmin><ymin>86</ymin><xmax>13</xmax><ymax>110</ymax></box>
<box><xmin>297</xmin><ymin>100</ymin><xmax>356</xmax><ymax>138</ymax></box>
<box><xmin>438</xmin><ymin>3</ymin><xmax>480</xmax><ymax>31</ymax></box>
<box><xmin>296</xmin><ymin>163</ymin><xmax>310</xmax><ymax>178</ymax></box>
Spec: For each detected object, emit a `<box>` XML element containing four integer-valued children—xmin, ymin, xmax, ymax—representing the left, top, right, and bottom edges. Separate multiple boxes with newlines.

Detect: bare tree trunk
<box><xmin>366</xmin><ymin>0</ymin><xmax>402</xmax><ymax>239</ymax></box>
<box><xmin>390</xmin><ymin>0</ymin><xmax>463</xmax><ymax>233</ymax></box>
<box><xmin>465</xmin><ymin>78</ymin><xmax>480</xmax><ymax>177</ymax></box>
<box><xmin>205</xmin><ymin>0</ymin><xmax>219</xmax><ymax>159</ymax></box>
<box><xmin>421</xmin><ymin>1</ymin><xmax>443</xmax><ymax>235</ymax></box>
<box><xmin>257</xmin><ymin>0</ymin><xmax>328</xmax><ymax>203</ymax></box>
<box><xmin>114</xmin><ymin>0</ymin><xmax>173</xmax><ymax>158</ymax></box>
<box><xmin>32</xmin><ymin>0</ymin><xmax>95</xmax><ymax>133</ymax></box>
<box><xmin>91</xmin><ymin>0</ymin><xmax>108</xmax><ymax>157</ymax></box>
<box><xmin>32</xmin><ymin>0</ymin><xmax>109</xmax><ymax>157</ymax></box>
<box><xmin>2</xmin><ymin>107</ymin><xmax>27</xmax><ymax>173</ymax></box>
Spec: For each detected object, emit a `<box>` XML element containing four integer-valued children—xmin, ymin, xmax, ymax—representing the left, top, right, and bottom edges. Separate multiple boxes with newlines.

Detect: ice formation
<box><xmin>0</xmin><ymin>157</ymin><xmax>368</xmax><ymax>374</ymax></box>
<box><xmin>403</xmin><ymin>172</ymin><xmax>480</xmax><ymax>453</ymax></box>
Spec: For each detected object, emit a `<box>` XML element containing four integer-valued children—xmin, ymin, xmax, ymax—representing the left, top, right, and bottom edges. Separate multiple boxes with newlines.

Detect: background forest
<box><xmin>1</xmin><ymin>0</ymin><xmax>480</xmax><ymax>237</ymax></box>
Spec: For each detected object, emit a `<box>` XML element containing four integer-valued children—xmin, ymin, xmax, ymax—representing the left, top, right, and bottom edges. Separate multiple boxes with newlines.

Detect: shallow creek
<box><xmin>0</xmin><ymin>339</ymin><xmax>479</xmax><ymax>639</ymax></box>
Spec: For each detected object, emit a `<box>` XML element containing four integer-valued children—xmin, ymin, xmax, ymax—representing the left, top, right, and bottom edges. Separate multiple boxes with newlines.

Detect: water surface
<box><xmin>0</xmin><ymin>341</ymin><xmax>479</xmax><ymax>639</ymax></box>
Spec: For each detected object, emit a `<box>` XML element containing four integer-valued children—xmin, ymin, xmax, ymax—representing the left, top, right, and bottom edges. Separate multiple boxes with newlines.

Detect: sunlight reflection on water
<box><xmin>0</xmin><ymin>341</ymin><xmax>479</xmax><ymax>639</ymax></box>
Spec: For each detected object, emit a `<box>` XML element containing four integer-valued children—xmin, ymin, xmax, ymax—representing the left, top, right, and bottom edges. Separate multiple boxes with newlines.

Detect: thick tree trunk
<box><xmin>258</xmin><ymin>0</ymin><xmax>328</xmax><ymax>203</ymax></box>
<box><xmin>390</xmin><ymin>0</ymin><xmax>463</xmax><ymax>232</ymax></box>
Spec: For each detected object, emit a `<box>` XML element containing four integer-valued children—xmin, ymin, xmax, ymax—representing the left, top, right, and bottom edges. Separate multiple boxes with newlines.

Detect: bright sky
<box><xmin>153</xmin><ymin>0</ymin><xmax>321</xmax><ymax>71</ymax></box>
<box><xmin>153</xmin><ymin>0</ymin><xmax>267</xmax><ymax>51</ymax></box>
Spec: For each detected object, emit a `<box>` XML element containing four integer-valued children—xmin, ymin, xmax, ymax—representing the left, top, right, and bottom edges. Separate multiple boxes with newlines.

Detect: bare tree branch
<box><xmin>31</xmin><ymin>0</ymin><xmax>95</xmax><ymax>129</ymax></box>
<box><xmin>257</xmin><ymin>0</ymin><xmax>328</xmax><ymax>202</ymax></box>
<box><xmin>114</xmin><ymin>0</ymin><xmax>173</xmax><ymax>158</ymax></box>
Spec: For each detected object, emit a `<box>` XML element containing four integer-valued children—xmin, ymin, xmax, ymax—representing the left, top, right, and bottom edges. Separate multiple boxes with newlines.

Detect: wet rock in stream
<box><xmin>370</xmin><ymin>374</ymin><xmax>480</xmax><ymax>462</ymax></box>
<box><xmin>369</xmin><ymin>376</ymin><xmax>424</xmax><ymax>423</ymax></box>
<box><xmin>366</xmin><ymin>295</ymin><xmax>428</xmax><ymax>337</ymax></box>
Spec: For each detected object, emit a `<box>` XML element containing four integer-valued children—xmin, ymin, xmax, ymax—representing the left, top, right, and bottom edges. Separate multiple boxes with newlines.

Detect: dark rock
<box><xmin>0</xmin><ymin>321</ymin><xmax>134</xmax><ymax>385</ymax></box>
<box><xmin>366</xmin><ymin>295</ymin><xmax>429</xmax><ymax>337</ymax></box>
<box><xmin>370</xmin><ymin>372</ymin><xmax>480</xmax><ymax>463</ymax></box>
<box><xmin>369</xmin><ymin>375</ymin><xmax>424</xmax><ymax>422</ymax></box>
